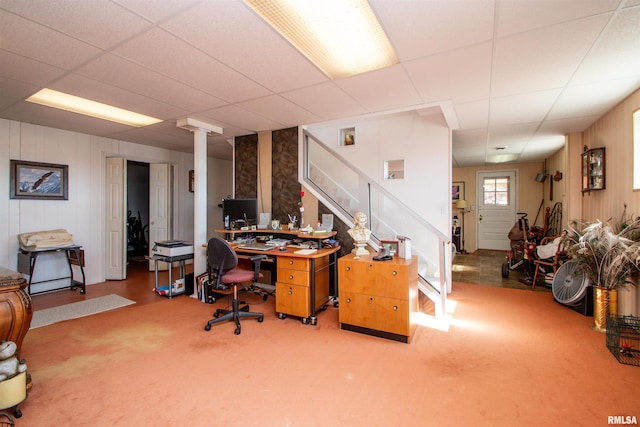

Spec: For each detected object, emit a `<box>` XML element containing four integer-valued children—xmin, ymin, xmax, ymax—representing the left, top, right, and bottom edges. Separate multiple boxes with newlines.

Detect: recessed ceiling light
<box><xmin>26</xmin><ymin>88</ymin><xmax>162</xmax><ymax>127</ymax></box>
<box><xmin>244</xmin><ymin>0</ymin><xmax>398</xmax><ymax>80</ymax></box>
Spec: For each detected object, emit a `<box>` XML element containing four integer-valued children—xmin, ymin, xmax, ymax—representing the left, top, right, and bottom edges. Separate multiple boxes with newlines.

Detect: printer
<box><xmin>152</xmin><ymin>240</ymin><xmax>194</xmax><ymax>257</ymax></box>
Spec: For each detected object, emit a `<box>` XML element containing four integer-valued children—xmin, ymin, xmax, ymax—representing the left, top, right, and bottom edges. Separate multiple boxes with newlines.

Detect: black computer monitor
<box><xmin>222</xmin><ymin>198</ymin><xmax>258</xmax><ymax>226</ymax></box>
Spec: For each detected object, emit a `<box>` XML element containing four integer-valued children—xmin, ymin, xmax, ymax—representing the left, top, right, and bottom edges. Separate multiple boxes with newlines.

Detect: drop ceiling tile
<box><xmin>51</xmin><ymin>74</ymin><xmax>188</xmax><ymax>120</ymax></box>
<box><xmin>454</xmin><ymin>100</ymin><xmax>489</xmax><ymax>130</ymax></box>
<box><xmin>202</xmin><ymin>104</ymin><xmax>283</xmax><ymax>133</ymax></box>
<box><xmin>405</xmin><ymin>43</ymin><xmax>492</xmax><ymax>105</ymax></box>
<box><xmin>538</xmin><ymin>116</ymin><xmax>602</xmax><ymax>135</ymax></box>
<box><xmin>337</xmin><ymin>64</ymin><xmax>423</xmax><ymax>112</ymax></box>
<box><xmin>0</xmin><ymin>0</ymin><xmax>153</xmax><ymax>49</ymax></box>
<box><xmin>0</xmin><ymin>50</ymin><xmax>66</xmax><ymax>87</ymax></box>
<box><xmin>489</xmin><ymin>89</ymin><xmax>561</xmax><ymax>126</ymax></box>
<box><xmin>496</xmin><ymin>0</ymin><xmax>620</xmax><ymax>37</ymax></box>
<box><xmin>161</xmin><ymin>1</ymin><xmax>328</xmax><ymax>93</ymax></box>
<box><xmin>281</xmin><ymin>82</ymin><xmax>367</xmax><ymax>120</ymax></box>
<box><xmin>549</xmin><ymin>77</ymin><xmax>640</xmax><ymax>120</ymax></box>
<box><xmin>492</xmin><ymin>13</ymin><xmax>611</xmax><ymax>97</ymax></box>
<box><xmin>0</xmin><ymin>10</ymin><xmax>101</xmax><ymax>69</ymax></box>
<box><xmin>453</xmin><ymin>128</ymin><xmax>488</xmax><ymax>147</ymax></box>
<box><xmin>237</xmin><ymin>95</ymin><xmax>319</xmax><ymax>128</ymax></box>
<box><xmin>76</xmin><ymin>54</ymin><xmax>227</xmax><ymax>113</ymax></box>
<box><xmin>112</xmin><ymin>27</ymin><xmax>272</xmax><ymax>103</ymax></box>
<box><xmin>371</xmin><ymin>0</ymin><xmax>494</xmax><ymax>60</ymax></box>
<box><xmin>570</xmin><ymin>7</ymin><xmax>640</xmax><ymax>84</ymax></box>
<box><xmin>112</xmin><ymin>0</ymin><xmax>201</xmax><ymax>23</ymax></box>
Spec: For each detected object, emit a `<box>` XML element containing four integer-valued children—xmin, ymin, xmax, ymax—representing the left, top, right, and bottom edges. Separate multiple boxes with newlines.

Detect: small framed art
<box><xmin>452</xmin><ymin>181</ymin><xmax>465</xmax><ymax>203</ymax></box>
<box><xmin>380</xmin><ymin>239</ymin><xmax>398</xmax><ymax>256</ymax></box>
<box><xmin>340</xmin><ymin>127</ymin><xmax>355</xmax><ymax>146</ymax></box>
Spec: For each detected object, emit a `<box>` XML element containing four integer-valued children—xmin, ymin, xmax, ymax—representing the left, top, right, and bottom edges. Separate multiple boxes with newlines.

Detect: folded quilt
<box><xmin>18</xmin><ymin>229</ymin><xmax>74</xmax><ymax>251</ymax></box>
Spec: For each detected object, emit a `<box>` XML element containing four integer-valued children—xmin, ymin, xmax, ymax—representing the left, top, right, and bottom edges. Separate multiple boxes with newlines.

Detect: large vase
<box><xmin>592</xmin><ymin>286</ymin><xmax>618</xmax><ymax>332</ymax></box>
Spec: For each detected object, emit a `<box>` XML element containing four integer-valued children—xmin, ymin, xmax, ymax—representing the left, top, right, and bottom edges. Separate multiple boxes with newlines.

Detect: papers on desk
<box><xmin>294</xmin><ymin>248</ymin><xmax>317</xmax><ymax>255</ymax></box>
<box><xmin>238</xmin><ymin>244</ymin><xmax>275</xmax><ymax>251</ymax></box>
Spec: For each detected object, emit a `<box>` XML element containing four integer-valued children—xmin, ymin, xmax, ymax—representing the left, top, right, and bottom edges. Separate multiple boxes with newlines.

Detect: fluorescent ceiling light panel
<box><xmin>26</xmin><ymin>88</ymin><xmax>162</xmax><ymax>127</ymax></box>
<box><xmin>245</xmin><ymin>0</ymin><xmax>398</xmax><ymax>80</ymax></box>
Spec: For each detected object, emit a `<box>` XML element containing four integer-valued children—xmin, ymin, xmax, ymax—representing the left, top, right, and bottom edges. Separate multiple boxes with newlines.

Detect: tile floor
<box><xmin>452</xmin><ymin>249</ymin><xmax>552</xmax><ymax>292</ymax></box>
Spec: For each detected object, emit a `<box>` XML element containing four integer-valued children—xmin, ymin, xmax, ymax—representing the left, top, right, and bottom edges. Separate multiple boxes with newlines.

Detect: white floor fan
<box><xmin>552</xmin><ymin>261</ymin><xmax>590</xmax><ymax>306</ymax></box>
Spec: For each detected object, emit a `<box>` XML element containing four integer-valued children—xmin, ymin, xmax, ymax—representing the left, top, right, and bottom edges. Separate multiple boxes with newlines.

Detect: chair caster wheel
<box><xmin>258</xmin><ymin>316</ymin><xmax>264</xmax><ymax>322</ymax></box>
<box><xmin>278</xmin><ymin>313</ymin><xmax>286</xmax><ymax>320</ymax></box>
<box><xmin>302</xmin><ymin>317</ymin><xmax>309</xmax><ymax>325</ymax></box>
<box><xmin>262</xmin><ymin>294</ymin><xmax>268</xmax><ymax>301</ymax></box>
<box><xmin>234</xmin><ymin>327</ymin><xmax>241</xmax><ymax>335</ymax></box>
<box><xmin>204</xmin><ymin>324</ymin><xmax>211</xmax><ymax>331</ymax></box>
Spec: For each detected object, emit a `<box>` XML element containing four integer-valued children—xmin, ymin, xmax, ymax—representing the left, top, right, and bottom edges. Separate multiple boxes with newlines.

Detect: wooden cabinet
<box><xmin>338</xmin><ymin>254</ymin><xmax>418</xmax><ymax>343</ymax></box>
<box><xmin>581</xmin><ymin>147</ymin><xmax>605</xmax><ymax>192</ymax></box>
<box><xmin>275</xmin><ymin>255</ymin><xmax>330</xmax><ymax>324</ymax></box>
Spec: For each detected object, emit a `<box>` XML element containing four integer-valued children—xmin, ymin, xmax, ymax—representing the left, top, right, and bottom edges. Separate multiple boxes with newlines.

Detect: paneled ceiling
<box><xmin>1</xmin><ymin>0</ymin><xmax>639</xmax><ymax>166</ymax></box>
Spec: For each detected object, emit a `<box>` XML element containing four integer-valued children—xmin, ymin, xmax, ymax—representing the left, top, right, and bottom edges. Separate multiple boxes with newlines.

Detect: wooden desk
<box><xmin>214</xmin><ymin>235</ymin><xmax>340</xmax><ymax>326</ymax></box>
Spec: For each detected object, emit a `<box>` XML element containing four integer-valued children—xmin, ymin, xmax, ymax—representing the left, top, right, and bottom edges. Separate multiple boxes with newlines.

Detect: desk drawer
<box><xmin>279</xmin><ymin>256</ymin><xmax>310</xmax><ymax>272</ymax></box>
<box><xmin>277</xmin><ymin>268</ymin><xmax>310</xmax><ymax>286</ymax></box>
<box><xmin>276</xmin><ymin>282</ymin><xmax>310</xmax><ymax>318</ymax></box>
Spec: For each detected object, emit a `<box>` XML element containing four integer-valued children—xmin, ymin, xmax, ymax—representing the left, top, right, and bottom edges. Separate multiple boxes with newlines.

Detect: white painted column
<box><xmin>193</xmin><ymin>128</ymin><xmax>208</xmax><ymax>285</ymax></box>
<box><xmin>176</xmin><ymin>118</ymin><xmax>223</xmax><ymax>300</ymax></box>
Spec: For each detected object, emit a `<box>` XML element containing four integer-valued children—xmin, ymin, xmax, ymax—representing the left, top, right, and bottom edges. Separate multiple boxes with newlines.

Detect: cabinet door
<box><xmin>340</xmin><ymin>291</ymin><xmax>409</xmax><ymax>336</ymax></box>
<box><xmin>276</xmin><ymin>282</ymin><xmax>310</xmax><ymax>318</ymax></box>
<box><xmin>339</xmin><ymin>259</ymin><xmax>409</xmax><ymax>300</ymax></box>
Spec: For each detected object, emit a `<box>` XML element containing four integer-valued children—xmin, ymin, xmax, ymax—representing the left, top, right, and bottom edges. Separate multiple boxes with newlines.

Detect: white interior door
<box><xmin>148</xmin><ymin>163</ymin><xmax>173</xmax><ymax>270</ymax></box>
<box><xmin>106</xmin><ymin>157</ymin><xmax>127</xmax><ymax>280</ymax></box>
<box><xmin>476</xmin><ymin>170</ymin><xmax>517</xmax><ymax>250</ymax></box>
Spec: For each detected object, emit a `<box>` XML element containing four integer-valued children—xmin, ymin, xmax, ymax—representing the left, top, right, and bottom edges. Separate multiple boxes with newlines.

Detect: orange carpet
<box><xmin>17</xmin><ymin>282</ymin><xmax>639</xmax><ymax>426</ymax></box>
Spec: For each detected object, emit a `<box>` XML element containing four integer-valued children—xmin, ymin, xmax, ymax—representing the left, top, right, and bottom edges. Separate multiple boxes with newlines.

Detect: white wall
<box><xmin>305</xmin><ymin>110</ymin><xmax>452</xmax><ymax>236</ymax></box>
<box><xmin>1</xmin><ymin>118</ymin><xmax>232</xmax><ymax>286</ymax></box>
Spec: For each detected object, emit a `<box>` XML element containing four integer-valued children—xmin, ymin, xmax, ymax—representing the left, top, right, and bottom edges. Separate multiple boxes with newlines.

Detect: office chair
<box><xmin>204</xmin><ymin>237</ymin><xmax>266</xmax><ymax>334</ymax></box>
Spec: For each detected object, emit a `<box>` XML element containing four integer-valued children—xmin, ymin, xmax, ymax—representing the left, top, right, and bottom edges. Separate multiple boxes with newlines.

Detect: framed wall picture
<box><xmin>340</xmin><ymin>127</ymin><xmax>355</xmax><ymax>146</ymax></box>
<box><xmin>380</xmin><ymin>239</ymin><xmax>398</xmax><ymax>256</ymax></box>
<box><xmin>452</xmin><ymin>181</ymin><xmax>465</xmax><ymax>203</ymax></box>
<box><xmin>9</xmin><ymin>159</ymin><xmax>68</xmax><ymax>200</ymax></box>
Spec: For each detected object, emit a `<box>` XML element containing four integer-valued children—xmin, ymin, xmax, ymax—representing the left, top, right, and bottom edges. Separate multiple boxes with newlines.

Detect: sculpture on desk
<box><xmin>348</xmin><ymin>212</ymin><xmax>371</xmax><ymax>257</ymax></box>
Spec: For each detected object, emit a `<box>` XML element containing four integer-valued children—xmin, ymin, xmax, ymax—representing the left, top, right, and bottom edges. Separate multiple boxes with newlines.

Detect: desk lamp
<box><xmin>455</xmin><ymin>200</ymin><xmax>469</xmax><ymax>254</ymax></box>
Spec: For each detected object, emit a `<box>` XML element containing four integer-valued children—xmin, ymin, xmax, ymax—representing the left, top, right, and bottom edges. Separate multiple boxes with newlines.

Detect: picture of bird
<box><xmin>31</xmin><ymin>171</ymin><xmax>55</xmax><ymax>191</ymax></box>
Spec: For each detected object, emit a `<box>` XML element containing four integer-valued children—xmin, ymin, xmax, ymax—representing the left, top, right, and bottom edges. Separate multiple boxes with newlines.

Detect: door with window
<box><xmin>476</xmin><ymin>170</ymin><xmax>517</xmax><ymax>250</ymax></box>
